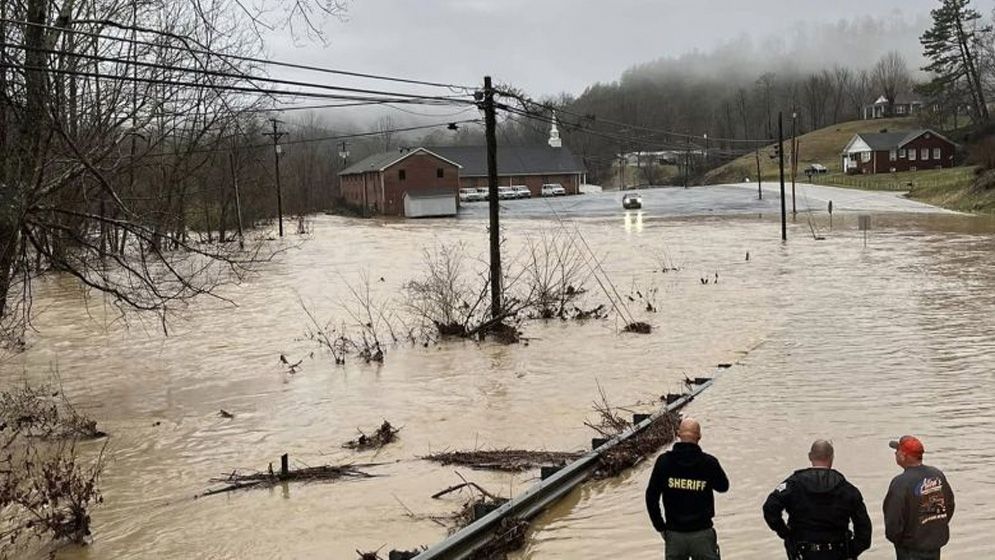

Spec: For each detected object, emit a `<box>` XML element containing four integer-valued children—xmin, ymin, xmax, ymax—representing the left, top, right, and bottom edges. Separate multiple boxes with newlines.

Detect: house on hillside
<box><xmin>841</xmin><ymin>129</ymin><xmax>956</xmax><ymax>174</ymax></box>
<box><xmin>862</xmin><ymin>94</ymin><xmax>925</xmax><ymax>120</ymax></box>
<box><xmin>338</xmin><ymin>147</ymin><xmax>461</xmax><ymax>217</ymax></box>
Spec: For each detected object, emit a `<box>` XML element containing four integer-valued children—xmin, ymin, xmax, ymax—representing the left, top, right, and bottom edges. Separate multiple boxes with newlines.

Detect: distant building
<box><xmin>862</xmin><ymin>94</ymin><xmax>925</xmax><ymax>120</ymax></box>
<box><xmin>338</xmin><ymin>147</ymin><xmax>461</xmax><ymax>217</ymax></box>
<box><xmin>432</xmin><ymin>144</ymin><xmax>587</xmax><ymax>196</ymax></box>
<box><xmin>841</xmin><ymin>129</ymin><xmax>956</xmax><ymax>174</ymax></box>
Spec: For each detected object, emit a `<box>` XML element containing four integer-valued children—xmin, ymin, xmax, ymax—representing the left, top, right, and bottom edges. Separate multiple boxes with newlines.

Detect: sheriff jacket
<box><xmin>645</xmin><ymin>442</ymin><xmax>730</xmax><ymax>533</ymax></box>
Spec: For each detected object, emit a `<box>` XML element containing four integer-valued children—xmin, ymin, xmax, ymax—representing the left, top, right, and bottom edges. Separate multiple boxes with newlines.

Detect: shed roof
<box><xmin>429</xmin><ymin>145</ymin><xmax>586</xmax><ymax>176</ymax></box>
<box><xmin>404</xmin><ymin>187</ymin><xmax>457</xmax><ymax>198</ymax></box>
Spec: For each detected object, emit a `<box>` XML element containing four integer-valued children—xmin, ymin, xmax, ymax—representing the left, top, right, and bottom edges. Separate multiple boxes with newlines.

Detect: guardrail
<box><xmin>415</xmin><ymin>370</ymin><xmax>724</xmax><ymax>559</ymax></box>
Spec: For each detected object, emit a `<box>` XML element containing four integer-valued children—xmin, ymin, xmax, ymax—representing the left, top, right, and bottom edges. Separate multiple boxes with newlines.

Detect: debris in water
<box><xmin>218</xmin><ymin>409</ymin><xmax>234</xmax><ymax>419</ymax></box>
<box><xmin>200</xmin><ymin>454</ymin><xmax>383</xmax><ymax>497</ymax></box>
<box><xmin>594</xmin><ymin>411</ymin><xmax>680</xmax><ymax>478</ymax></box>
<box><xmin>423</xmin><ymin>449</ymin><xmax>583</xmax><ymax>472</ymax></box>
<box><xmin>343</xmin><ymin>421</ymin><xmax>401</xmax><ymax>450</ymax></box>
<box><xmin>623</xmin><ymin>321</ymin><xmax>652</xmax><ymax>334</ymax></box>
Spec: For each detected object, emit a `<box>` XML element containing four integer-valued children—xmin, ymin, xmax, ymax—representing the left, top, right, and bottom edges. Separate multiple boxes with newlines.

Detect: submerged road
<box><xmin>458</xmin><ymin>182</ymin><xmax>956</xmax><ymax>219</ymax></box>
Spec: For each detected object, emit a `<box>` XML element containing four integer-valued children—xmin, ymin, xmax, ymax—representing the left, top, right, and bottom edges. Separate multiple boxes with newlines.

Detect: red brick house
<box><xmin>842</xmin><ymin>129</ymin><xmax>956</xmax><ymax>174</ymax></box>
<box><xmin>431</xmin><ymin>145</ymin><xmax>587</xmax><ymax>196</ymax></box>
<box><xmin>338</xmin><ymin>148</ymin><xmax>461</xmax><ymax>216</ymax></box>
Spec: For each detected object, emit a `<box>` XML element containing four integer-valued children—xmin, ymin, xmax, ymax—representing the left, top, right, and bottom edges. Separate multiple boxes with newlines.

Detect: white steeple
<box><xmin>548</xmin><ymin>112</ymin><xmax>562</xmax><ymax>148</ymax></box>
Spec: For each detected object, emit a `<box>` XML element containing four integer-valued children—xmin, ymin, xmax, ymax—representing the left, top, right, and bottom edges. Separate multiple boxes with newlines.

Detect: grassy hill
<box><xmin>703</xmin><ymin>117</ymin><xmax>995</xmax><ymax>214</ymax></box>
<box><xmin>704</xmin><ymin>117</ymin><xmax>921</xmax><ymax>184</ymax></box>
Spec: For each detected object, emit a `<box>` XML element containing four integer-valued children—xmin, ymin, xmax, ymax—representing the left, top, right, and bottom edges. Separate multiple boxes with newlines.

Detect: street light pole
<box><xmin>791</xmin><ymin>111</ymin><xmax>797</xmax><ymax>216</ymax></box>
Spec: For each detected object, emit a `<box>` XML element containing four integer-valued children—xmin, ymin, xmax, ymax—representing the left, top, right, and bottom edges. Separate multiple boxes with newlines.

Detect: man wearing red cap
<box><xmin>883</xmin><ymin>436</ymin><xmax>956</xmax><ymax>560</ymax></box>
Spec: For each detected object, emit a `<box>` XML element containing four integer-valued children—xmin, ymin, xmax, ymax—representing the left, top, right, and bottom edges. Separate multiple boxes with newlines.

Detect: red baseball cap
<box><xmin>889</xmin><ymin>435</ymin><xmax>925</xmax><ymax>457</ymax></box>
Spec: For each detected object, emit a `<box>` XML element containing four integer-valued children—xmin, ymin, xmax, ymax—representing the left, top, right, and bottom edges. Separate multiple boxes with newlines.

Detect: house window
<box><xmin>399</xmin><ymin>169</ymin><xmax>406</xmax><ymax>181</ymax></box>
<box><xmin>437</xmin><ymin>168</ymin><xmax>444</xmax><ymax>178</ymax></box>
<box><xmin>921</xmin><ymin>148</ymin><xmax>929</xmax><ymax>160</ymax></box>
<box><xmin>899</xmin><ymin>149</ymin><xmax>906</xmax><ymax>159</ymax></box>
<box><xmin>933</xmin><ymin>148</ymin><xmax>941</xmax><ymax>160</ymax></box>
<box><xmin>909</xmin><ymin>149</ymin><xmax>917</xmax><ymax>161</ymax></box>
<box><xmin>897</xmin><ymin>105</ymin><xmax>906</xmax><ymax>114</ymax></box>
<box><xmin>889</xmin><ymin>150</ymin><xmax>897</xmax><ymax>162</ymax></box>
<box><xmin>861</xmin><ymin>152</ymin><xmax>871</xmax><ymax>163</ymax></box>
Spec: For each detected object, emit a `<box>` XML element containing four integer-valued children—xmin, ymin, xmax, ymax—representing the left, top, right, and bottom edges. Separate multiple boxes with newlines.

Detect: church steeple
<box><xmin>548</xmin><ymin>112</ymin><xmax>562</xmax><ymax>148</ymax></box>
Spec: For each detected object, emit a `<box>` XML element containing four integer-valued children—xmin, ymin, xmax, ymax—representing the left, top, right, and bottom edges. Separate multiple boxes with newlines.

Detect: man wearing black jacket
<box><xmin>645</xmin><ymin>418</ymin><xmax>729</xmax><ymax>560</ymax></box>
<box><xmin>763</xmin><ymin>440</ymin><xmax>872</xmax><ymax>560</ymax></box>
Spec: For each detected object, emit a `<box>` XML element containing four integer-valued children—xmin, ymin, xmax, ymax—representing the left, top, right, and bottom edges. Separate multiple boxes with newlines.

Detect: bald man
<box><xmin>645</xmin><ymin>418</ymin><xmax>729</xmax><ymax>560</ymax></box>
<box><xmin>763</xmin><ymin>440</ymin><xmax>872</xmax><ymax>560</ymax></box>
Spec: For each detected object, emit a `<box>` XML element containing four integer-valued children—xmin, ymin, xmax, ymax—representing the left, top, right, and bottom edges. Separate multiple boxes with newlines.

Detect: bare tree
<box><xmin>872</xmin><ymin>51</ymin><xmax>913</xmax><ymax>116</ymax></box>
<box><xmin>0</xmin><ymin>0</ymin><xmax>349</xmax><ymax>341</ymax></box>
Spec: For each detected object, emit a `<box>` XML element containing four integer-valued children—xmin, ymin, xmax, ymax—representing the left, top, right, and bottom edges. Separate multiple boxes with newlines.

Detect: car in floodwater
<box><xmin>512</xmin><ymin>186</ymin><xmax>532</xmax><ymax>199</ymax></box>
<box><xmin>541</xmin><ymin>183</ymin><xmax>566</xmax><ymax>197</ymax></box>
<box><xmin>459</xmin><ymin>187</ymin><xmax>485</xmax><ymax>203</ymax></box>
<box><xmin>622</xmin><ymin>192</ymin><xmax>643</xmax><ymax>209</ymax></box>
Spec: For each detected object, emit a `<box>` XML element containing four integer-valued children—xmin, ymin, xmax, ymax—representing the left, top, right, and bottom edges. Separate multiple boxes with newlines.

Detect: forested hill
<box><xmin>552</xmin><ymin>17</ymin><xmax>932</xmax><ymax>184</ymax></box>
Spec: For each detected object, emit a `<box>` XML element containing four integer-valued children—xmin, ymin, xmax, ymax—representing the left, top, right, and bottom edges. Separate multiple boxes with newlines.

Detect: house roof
<box><xmin>429</xmin><ymin>145</ymin><xmax>586</xmax><ymax>176</ymax></box>
<box><xmin>844</xmin><ymin>129</ymin><xmax>954</xmax><ymax>153</ymax></box>
<box><xmin>868</xmin><ymin>93</ymin><xmax>924</xmax><ymax>106</ymax></box>
<box><xmin>339</xmin><ymin>147</ymin><xmax>461</xmax><ymax>176</ymax></box>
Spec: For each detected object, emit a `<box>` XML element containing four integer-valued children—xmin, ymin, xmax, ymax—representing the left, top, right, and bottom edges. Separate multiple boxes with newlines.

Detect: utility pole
<box><xmin>779</xmin><ymin>112</ymin><xmax>787</xmax><ymax>241</ymax></box>
<box><xmin>791</xmin><ymin>111</ymin><xmax>797</xmax><ymax>216</ymax></box>
<box><xmin>483</xmin><ymin>76</ymin><xmax>502</xmax><ymax>319</ymax></box>
<box><xmin>264</xmin><ymin>118</ymin><xmax>286</xmax><ymax>237</ymax></box>
<box><xmin>228</xmin><ymin>142</ymin><xmax>245</xmax><ymax>249</ymax></box>
<box><xmin>755</xmin><ymin>146</ymin><xmax>763</xmax><ymax>200</ymax></box>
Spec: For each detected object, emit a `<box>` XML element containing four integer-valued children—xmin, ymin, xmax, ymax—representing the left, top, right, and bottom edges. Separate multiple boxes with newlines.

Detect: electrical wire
<box><xmin>1</xmin><ymin>18</ymin><xmax>478</xmax><ymax>92</ymax></box>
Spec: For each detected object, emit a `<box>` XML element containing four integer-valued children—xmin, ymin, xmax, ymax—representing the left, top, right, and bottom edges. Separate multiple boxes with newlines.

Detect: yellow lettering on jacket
<box><xmin>667</xmin><ymin>477</ymin><xmax>707</xmax><ymax>491</ymax></box>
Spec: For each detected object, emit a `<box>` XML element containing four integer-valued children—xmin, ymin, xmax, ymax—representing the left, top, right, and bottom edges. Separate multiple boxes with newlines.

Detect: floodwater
<box><xmin>3</xmin><ymin>198</ymin><xmax>995</xmax><ymax>559</ymax></box>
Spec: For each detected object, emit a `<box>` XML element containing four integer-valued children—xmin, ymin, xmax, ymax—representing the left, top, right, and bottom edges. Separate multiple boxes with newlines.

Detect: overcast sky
<box><xmin>264</xmin><ymin>0</ymin><xmax>995</xmax><ymax>117</ymax></box>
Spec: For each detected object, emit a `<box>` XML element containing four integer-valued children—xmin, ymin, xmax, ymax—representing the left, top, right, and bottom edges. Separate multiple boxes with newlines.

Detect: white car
<box><xmin>512</xmin><ymin>185</ymin><xmax>531</xmax><ymax>199</ymax></box>
<box><xmin>497</xmin><ymin>186</ymin><xmax>516</xmax><ymax>200</ymax></box>
<box><xmin>541</xmin><ymin>183</ymin><xmax>566</xmax><ymax>197</ymax></box>
<box><xmin>459</xmin><ymin>187</ymin><xmax>483</xmax><ymax>202</ymax></box>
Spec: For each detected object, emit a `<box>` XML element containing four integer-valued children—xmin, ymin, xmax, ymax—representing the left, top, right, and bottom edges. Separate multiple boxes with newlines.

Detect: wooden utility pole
<box><xmin>755</xmin><ymin>146</ymin><xmax>763</xmax><ymax>200</ymax></box>
<box><xmin>483</xmin><ymin>76</ymin><xmax>502</xmax><ymax>318</ymax></box>
<box><xmin>779</xmin><ymin>112</ymin><xmax>787</xmax><ymax>241</ymax></box>
<box><xmin>791</xmin><ymin>112</ymin><xmax>797</xmax><ymax>216</ymax></box>
<box><xmin>228</xmin><ymin>146</ymin><xmax>245</xmax><ymax>249</ymax></box>
<box><xmin>264</xmin><ymin>119</ymin><xmax>287</xmax><ymax>237</ymax></box>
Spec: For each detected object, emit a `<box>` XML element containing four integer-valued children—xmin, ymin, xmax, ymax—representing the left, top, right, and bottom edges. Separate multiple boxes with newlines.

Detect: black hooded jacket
<box><xmin>645</xmin><ymin>442</ymin><xmax>729</xmax><ymax>533</ymax></box>
<box><xmin>763</xmin><ymin>467</ymin><xmax>872</xmax><ymax>556</ymax></box>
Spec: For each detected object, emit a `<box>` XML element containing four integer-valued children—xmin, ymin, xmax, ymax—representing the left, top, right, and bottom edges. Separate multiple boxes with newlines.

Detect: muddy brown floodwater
<box><xmin>2</xmin><ymin>210</ymin><xmax>994</xmax><ymax>559</ymax></box>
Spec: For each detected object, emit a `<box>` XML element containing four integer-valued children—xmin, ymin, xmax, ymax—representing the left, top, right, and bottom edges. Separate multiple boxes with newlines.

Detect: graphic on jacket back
<box><xmin>915</xmin><ymin>477</ymin><xmax>948</xmax><ymax>524</ymax></box>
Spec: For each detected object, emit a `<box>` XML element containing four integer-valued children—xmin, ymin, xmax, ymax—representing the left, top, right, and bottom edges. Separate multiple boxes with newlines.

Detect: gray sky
<box><xmin>264</xmin><ymin>0</ymin><xmax>994</xmax><ymax>115</ymax></box>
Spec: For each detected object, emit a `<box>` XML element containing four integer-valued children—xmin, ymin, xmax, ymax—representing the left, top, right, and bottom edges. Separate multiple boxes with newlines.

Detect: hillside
<box><xmin>703</xmin><ymin>117</ymin><xmax>920</xmax><ymax>184</ymax></box>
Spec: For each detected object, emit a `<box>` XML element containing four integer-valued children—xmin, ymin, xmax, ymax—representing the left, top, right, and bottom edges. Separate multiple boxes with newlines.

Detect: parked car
<box><xmin>512</xmin><ymin>185</ymin><xmax>531</xmax><ymax>199</ymax></box>
<box><xmin>541</xmin><ymin>183</ymin><xmax>566</xmax><ymax>197</ymax></box>
<box><xmin>459</xmin><ymin>187</ymin><xmax>484</xmax><ymax>202</ymax></box>
<box><xmin>805</xmin><ymin>163</ymin><xmax>828</xmax><ymax>175</ymax></box>
<box><xmin>475</xmin><ymin>187</ymin><xmax>490</xmax><ymax>201</ymax></box>
<box><xmin>497</xmin><ymin>186</ymin><xmax>516</xmax><ymax>200</ymax></box>
<box><xmin>622</xmin><ymin>193</ymin><xmax>643</xmax><ymax>209</ymax></box>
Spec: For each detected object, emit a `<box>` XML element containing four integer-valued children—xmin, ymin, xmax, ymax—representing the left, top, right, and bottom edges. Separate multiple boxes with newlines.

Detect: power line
<box><xmin>0</xmin><ymin>63</ymin><xmax>474</xmax><ymax>106</ymax></box>
<box><xmin>139</xmin><ymin>118</ymin><xmax>483</xmax><ymax>158</ymax></box>
<box><xmin>1</xmin><ymin>18</ymin><xmax>477</xmax><ymax>92</ymax></box>
<box><xmin>0</xmin><ymin>43</ymin><xmax>478</xmax><ymax>104</ymax></box>
<box><xmin>497</xmin><ymin>89</ymin><xmax>768</xmax><ymax>145</ymax></box>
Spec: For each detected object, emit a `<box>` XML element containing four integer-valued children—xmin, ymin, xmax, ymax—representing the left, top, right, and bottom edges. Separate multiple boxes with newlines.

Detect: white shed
<box><xmin>403</xmin><ymin>188</ymin><xmax>457</xmax><ymax>218</ymax></box>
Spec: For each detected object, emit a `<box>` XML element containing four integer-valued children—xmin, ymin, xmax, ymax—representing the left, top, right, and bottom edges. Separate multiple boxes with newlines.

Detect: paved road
<box><xmin>458</xmin><ymin>182</ymin><xmax>956</xmax><ymax>219</ymax></box>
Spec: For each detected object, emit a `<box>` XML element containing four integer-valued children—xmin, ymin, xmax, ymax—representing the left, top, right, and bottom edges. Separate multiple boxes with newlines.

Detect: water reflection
<box><xmin>624</xmin><ymin>211</ymin><xmax>644</xmax><ymax>234</ymax></box>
